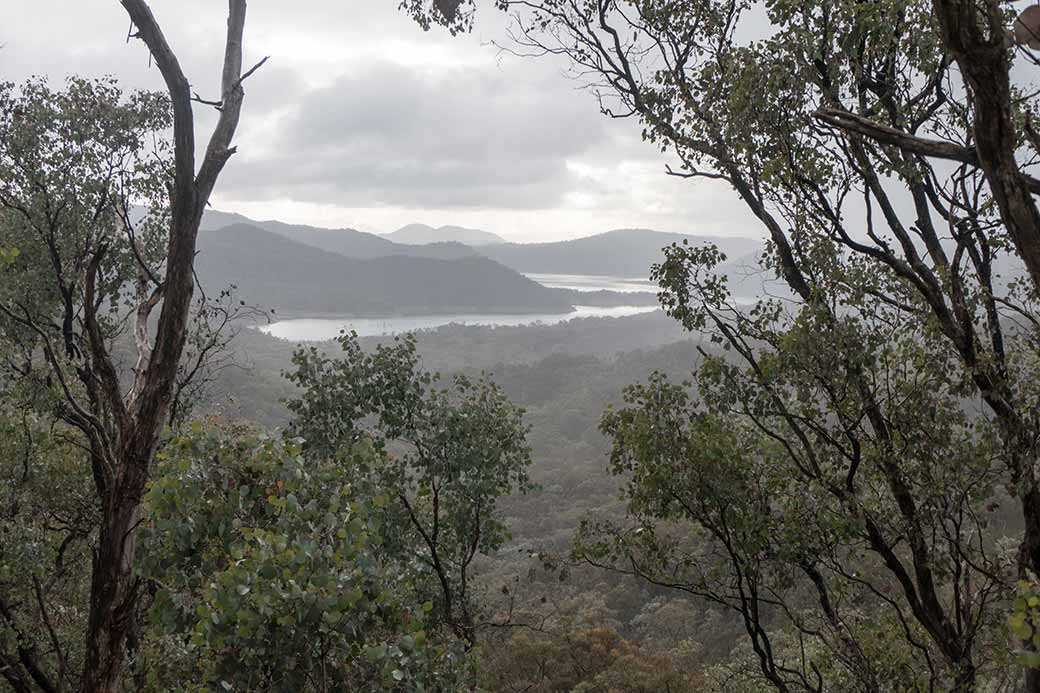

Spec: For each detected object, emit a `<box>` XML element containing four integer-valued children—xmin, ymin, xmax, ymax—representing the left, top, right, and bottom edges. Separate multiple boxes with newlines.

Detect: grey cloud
<box><xmin>219</xmin><ymin>60</ymin><xmax>614</xmax><ymax>208</ymax></box>
<box><xmin>4</xmin><ymin>0</ymin><xmax>756</xmax><ymax>237</ymax></box>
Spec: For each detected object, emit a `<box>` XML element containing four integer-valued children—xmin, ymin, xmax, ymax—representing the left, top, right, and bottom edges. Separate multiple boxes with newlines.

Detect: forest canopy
<box><xmin>6</xmin><ymin>0</ymin><xmax>1040</xmax><ymax>691</ymax></box>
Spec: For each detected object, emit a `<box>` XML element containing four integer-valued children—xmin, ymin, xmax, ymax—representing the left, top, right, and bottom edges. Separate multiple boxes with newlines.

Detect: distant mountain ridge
<box><xmin>198</xmin><ymin>211</ymin><xmax>775</xmax><ymax>302</ymax></box>
<box><xmin>386</xmin><ymin>223</ymin><xmax>507</xmax><ymax>246</ymax></box>
<box><xmin>200</xmin><ymin>212</ymin><xmax>761</xmax><ymax>279</ymax></box>
<box><xmin>200</xmin><ymin>210</ymin><xmax>476</xmax><ymax>261</ymax></box>
<box><xmin>478</xmin><ymin>228</ymin><xmax>763</xmax><ymax>277</ymax></box>
<box><xmin>195</xmin><ymin>223</ymin><xmax>575</xmax><ymax>316</ymax></box>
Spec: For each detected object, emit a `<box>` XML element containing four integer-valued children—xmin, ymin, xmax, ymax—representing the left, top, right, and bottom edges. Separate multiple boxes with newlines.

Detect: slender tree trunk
<box><xmin>80</xmin><ymin>484</ymin><xmax>145</xmax><ymax>692</ymax></box>
<box><xmin>72</xmin><ymin>2</ymin><xmax>254</xmax><ymax>688</ymax></box>
<box><xmin>1020</xmin><ymin>486</ymin><xmax>1040</xmax><ymax>693</ymax></box>
<box><xmin>950</xmin><ymin>663</ymin><xmax>976</xmax><ymax>693</ymax></box>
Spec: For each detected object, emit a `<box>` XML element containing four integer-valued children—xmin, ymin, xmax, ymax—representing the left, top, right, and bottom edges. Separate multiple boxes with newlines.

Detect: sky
<box><xmin>3</xmin><ymin>0</ymin><xmax>761</xmax><ymax>242</ymax></box>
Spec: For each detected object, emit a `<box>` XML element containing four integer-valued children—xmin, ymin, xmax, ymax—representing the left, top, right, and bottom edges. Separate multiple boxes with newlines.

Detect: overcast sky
<box><xmin>4</xmin><ymin>0</ymin><xmax>761</xmax><ymax>242</ymax></box>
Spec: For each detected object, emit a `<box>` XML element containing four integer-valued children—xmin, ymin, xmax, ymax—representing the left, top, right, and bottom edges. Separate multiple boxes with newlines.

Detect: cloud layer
<box><xmin>222</xmin><ymin>61</ymin><xmax>608</xmax><ymax>209</ymax></box>
<box><xmin>3</xmin><ymin>0</ymin><xmax>758</xmax><ymax>241</ymax></box>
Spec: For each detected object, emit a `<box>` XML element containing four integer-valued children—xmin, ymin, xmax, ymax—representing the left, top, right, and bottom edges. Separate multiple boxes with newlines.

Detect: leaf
<box><xmin>1009</xmin><ymin>613</ymin><xmax>1033</xmax><ymax>640</ymax></box>
<box><xmin>365</xmin><ymin>644</ymin><xmax>387</xmax><ymax>662</ymax></box>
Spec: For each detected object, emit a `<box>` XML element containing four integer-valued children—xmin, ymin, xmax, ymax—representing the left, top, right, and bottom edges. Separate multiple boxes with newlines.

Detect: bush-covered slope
<box><xmin>195</xmin><ymin>223</ymin><xmax>574</xmax><ymax>315</ymax></box>
<box><xmin>200</xmin><ymin>210</ymin><xmax>476</xmax><ymax>261</ymax></box>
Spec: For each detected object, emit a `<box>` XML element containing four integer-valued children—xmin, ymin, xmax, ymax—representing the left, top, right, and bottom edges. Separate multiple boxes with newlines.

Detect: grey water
<box><xmin>259</xmin><ymin>304</ymin><xmax>658</xmax><ymax>341</ymax></box>
<box><xmin>524</xmin><ymin>273</ymin><xmax>656</xmax><ymax>293</ymax></box>
<box><xmin>257</xmin><ymin>274</ymin><xmax>661</xmax><ymax>341</ymax></box>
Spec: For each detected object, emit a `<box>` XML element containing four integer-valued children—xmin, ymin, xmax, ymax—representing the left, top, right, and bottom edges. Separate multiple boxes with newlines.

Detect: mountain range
<box><xmin>194</xmin><ymin>224</ymin><xmax>574</xmax><ymax>315</ymax></box>
<box><xmin>195</xmin><ymin>211</ymin><xmax>767</xmax><ymax>315</ymax></box>
<box><xmin>385</xmin><ymin>223</ymin><xmax>506</xmax><ymax>246</ymax></box>
<box><xmin>199</xmin><ymin>210</ymin><xmax>476</xmax><ymax>261</ymax></box>
<box><xmin>479</xmin><ymin>228</ymin><xmax>763</xmax><ymax>277</ymax></box>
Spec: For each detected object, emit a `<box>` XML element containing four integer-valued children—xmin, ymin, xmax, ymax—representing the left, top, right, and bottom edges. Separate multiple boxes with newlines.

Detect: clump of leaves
<box><xmin>1010</xmin><ymin>576</ymin><xmax>1040</xmax><ymax>670</ymax></box>
<box><xmin>137</xmin><ymin>421</ymin><xmax>471</xmax><ymax>691</ymax></box>
<box><xmin>287</xmin><ymin>332</ymin><xmax>534</xmax><ymax>649</ymax></box>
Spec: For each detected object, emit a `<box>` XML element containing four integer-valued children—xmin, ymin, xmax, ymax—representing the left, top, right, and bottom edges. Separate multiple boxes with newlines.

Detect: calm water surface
<box><xmin>524</xmin><ymin>273</ymin><xmax>655</xmax><ymax>293</ymax></box>
<box><xmin>258</xmin><ymin>274</ymin><xmax>662</xmax><ymax>341</ymax></box>
<box><xmin>260</xmin><ymin>305</ymin><xmax>658</xmax><ymax>341</ymax></box>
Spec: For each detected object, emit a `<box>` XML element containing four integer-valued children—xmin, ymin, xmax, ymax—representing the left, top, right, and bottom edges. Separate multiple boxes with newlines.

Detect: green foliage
<box><xmin>287</xmin><ymin>331</ymin><xmax>534</xmax><ymax>645</ymax></box>
<box><xmin>138</xmin><ymin>422</ymin><xmax>471</xmax><ymax>691</ymax></box>
<box><xmin>396</xmin><ymin>0</ymin><xmax>506</xmax><ymax>35</ymax></box>
<box><xmin>0</xmin><ymin>75</ymin><xmax>171</xmax><ymax>328</ymax></box>
<box><xmin>0</xmin><ymin>409</ymin><xmax>94</xmax><ymax>690</ymax></box>
<box><xmin>588</xmin><ymin>240</ymin><xmax>1018</xmax><ymax>690</ymax></box>
<box><xmin>1010</xmin><ymin>576</ymin><xmax>1040</xmax><ymax>670</ymax></box>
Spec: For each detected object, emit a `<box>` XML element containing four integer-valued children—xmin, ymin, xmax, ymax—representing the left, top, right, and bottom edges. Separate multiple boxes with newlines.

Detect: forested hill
<box><xmin>478</xmin><ymin>228</ymin><xmax>763</xmax><ymax>277</ymax></box>
<box><xmin>199</xmin><ymin>210</ymin><xmax>476</xmax><ymax>261</ymax></box>
<box><xmin>194</xmin><ymin>223</ymin><xmax>575</xmax><ymax>315</ymax></box>
<box><xmin>200</xmin><ymin>212</ymin><xmax>764</xmax><ymax>283</ymax></box>
<box><xmin>385</xmin><ymin>223</ymin><xmax>506</xmax><ymax>246</ymax></box>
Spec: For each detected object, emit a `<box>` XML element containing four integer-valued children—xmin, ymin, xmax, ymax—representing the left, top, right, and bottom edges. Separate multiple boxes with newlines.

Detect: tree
<box><xmin>481</xmin><ymin>625</ymin><xmax>706</xmax><ymax>692</ymax></box>
<box><xmin>400</xmin><ymin>0</ymin><xmax>1040</xmax><ymax>688</ymax></box>
<box><xmin>287</xmin><ymin>332</ymin><xmax>534</xmax><ymax>649</ymax></box>
<box><xmin>136</xmin><ymin>421</ymin><xmax>471</xmax><ymax>691</ymax></box>
<box><xmin>594</xmin><ymin>282</ymin><xmax>1014</xmax><ymax>689</ymax></box>
<box><xmin>0</xmin><ymin>1</ymin><xmax>262</xmax><ymax>688</ymax></box>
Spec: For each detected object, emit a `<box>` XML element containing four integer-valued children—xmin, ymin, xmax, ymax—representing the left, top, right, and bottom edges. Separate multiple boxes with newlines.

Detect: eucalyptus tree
<box><xmin>404</xmin><ymin>0</ymin><xmax>1040</xmax><ymax>688</ymax></box>
<box><xmin>496</xmin><ymin>0</ymin><xmax>1040</xmax><ymax>584</ymax></box>
<box><xmin>0</xmin><ymin>2</ymin><xmax>263</xmax><ymax>689</ymax></box>
<box><xmin>287</xmin><ymin>332</ymin><xmax>534</xmax><ymax>649</ymax></box>
<box><xmin>594</xmin><ymin>246</ymin><xmax>1016</xmax><ymax>690</ymax></box>
<box><xmin>135</xmin><ymin>422</ymin><xmax>473</xmax><ymax>691</ymax></box>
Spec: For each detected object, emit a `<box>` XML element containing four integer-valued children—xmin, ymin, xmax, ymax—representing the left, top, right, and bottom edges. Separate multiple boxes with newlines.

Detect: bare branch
<box><xmin>814</xmin><ymin>108</ymin><xmax>1040</xmax><ymax>196</ymax></box>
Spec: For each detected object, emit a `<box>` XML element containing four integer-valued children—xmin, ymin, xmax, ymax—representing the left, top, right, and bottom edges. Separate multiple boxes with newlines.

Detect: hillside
<box><xmin>194</xmin><ymin>223</ymin><xmax>574</xmax><ymax>315</ymax></box>
<box><xmin>479</xmin><ymin>228</ymin><xmax>763</xmax><ymax>277</ymax></box>
<box><xmin>386</xmin><ymin>223</ymin><xmax>507</xmax><ymax>246</ymax></box>
<box><xmin>200</xmin><ymin>210</ymin><xmax>476</xmax><ymax>261</ymax></box>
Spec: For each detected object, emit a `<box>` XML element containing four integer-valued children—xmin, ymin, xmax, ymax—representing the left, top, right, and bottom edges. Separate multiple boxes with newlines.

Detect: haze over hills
<box><xmin>201</xmin><ymin>212</ymin><xmax>763</xmax><ymax>281</ymax></box>
<box><xmin>477</xmin><ymin>228</ymin><xmax>763</xmax><ymax>277</ymax></box>
<box><xmin>194</xmin><ymin>223</ymin><xmax>577</xmax><ymax>316</ymax></box>
<box><xmin>386</xmin><ymin>223</ymin><xmax>507</xmax><ymax>246</ymax></box>
<box><xmin>197</xmin><ymin>211</ymin><xmax>774</xmax><ymax>307</ymax></box>
<box><xmin>200</xmin><ymin>210</ymin><xmax>476</xmax><ymax>261</ymax></box>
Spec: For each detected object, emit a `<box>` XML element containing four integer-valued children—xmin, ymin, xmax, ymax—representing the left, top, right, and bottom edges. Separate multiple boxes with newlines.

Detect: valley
<box><xmin>195</xmin><ymin>209</ymin><xmax>760</xmax><ymax>317</ymax></box>
<box><xmin>4</xmin><ymin>3</ymin><xmax>1034</xmax><ymax>689</ymax></box>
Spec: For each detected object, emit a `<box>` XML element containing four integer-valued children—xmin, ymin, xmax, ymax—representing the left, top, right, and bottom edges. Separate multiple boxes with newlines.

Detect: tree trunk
<box><xmin>1020</xmin><ymin>487</ymin><xmax>1040</xmax><ymax>693</ymax></box>
<box><xmin>79</xmin><ymin>473</ymin><xmax>147</xmax><ymax>693</ymax></box>
<box><xmin>72</xmin><ymin>2</ymin><xmax>252</xmax><ymax>688</ymax></box>
<box><xmin>932</xmin><ymin>0</ymin><xmax>1040</xmax><ymax>292</ymax></box>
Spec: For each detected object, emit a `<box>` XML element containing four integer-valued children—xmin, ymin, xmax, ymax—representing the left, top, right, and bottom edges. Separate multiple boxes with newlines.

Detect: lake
<box><xmin>257</xmin><ymin>273</ymin><xmax>662</xmax><ymax>341</ymax></box>
<box><xmin>524</xmin><ymin>273</ymin><xmax>656</xmax><ymax>293</ymax></box>
<box><xmin>259</xmin><ymin>304</ymin><xmax>660</xmax><ymax>341</ymax></box>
